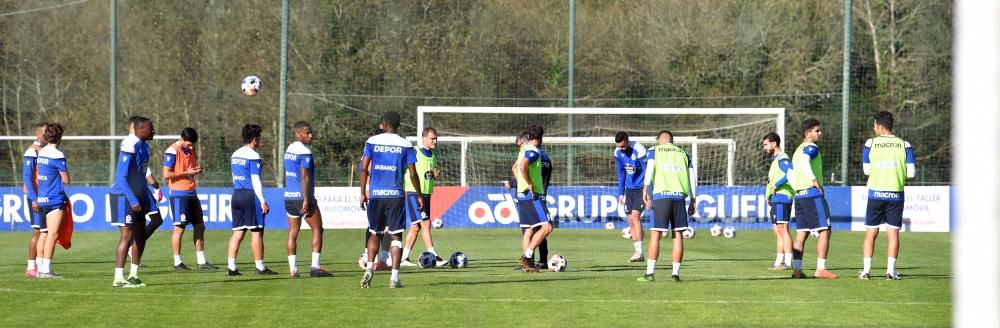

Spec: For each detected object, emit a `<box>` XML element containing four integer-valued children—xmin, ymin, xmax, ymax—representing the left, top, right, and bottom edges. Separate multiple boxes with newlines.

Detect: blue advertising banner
<box><xmin>0</xmin><ymin>187</ymin><xmax>287</xmax><ymax>232</ymax></box>
<box><xmin>437</xmin><ymin>185</ymin><xmax>854</xmax><ymax>230</ymax></box>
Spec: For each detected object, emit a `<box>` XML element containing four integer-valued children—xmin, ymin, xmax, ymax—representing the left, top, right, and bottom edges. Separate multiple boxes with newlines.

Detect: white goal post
<box><xmin>417</xmin><ymin>106</ymin><xmax>785</xmax><ymax>149</ymax></box>
<box><xmin>406</xmin><ymin>135</ymin><xmax>736</xmax><ymax>188</ymax></box>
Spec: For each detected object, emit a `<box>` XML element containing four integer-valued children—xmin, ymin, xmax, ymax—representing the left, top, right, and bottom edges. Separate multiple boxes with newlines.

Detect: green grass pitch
<box><xmin>0</xmin><ymin>228</ymin><xmax>950</xmax><ymax>327</ymax></box>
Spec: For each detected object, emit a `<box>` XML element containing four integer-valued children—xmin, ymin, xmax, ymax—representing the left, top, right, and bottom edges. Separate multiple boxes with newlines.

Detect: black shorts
<box><xmin>793</xmin><ymin>195</ymin><xmax>831</xmax><ymax>232</ymax></box>
<box><xmin>651</xmin><ymin>198</ymin><xmax>688</xmax><ymax>232</ymax></box>
<box><xmin>516</xmin><ymin>193</ymin><xmax>550</xmax><ymax>228</ymax></box>
<box><xmin>232</xmin><ymin>189</ymin><xmax>264</xmax><ymax>231</ymax></box>
<box><xmin>769</xmin><ymin>202</ymin><xmax>792</xmax><ymax>224</ymax></box>
<box><xmin>284</xmin><ymin>198</ymin><xmax>318</xmax><ymax>218</ymax></box>
<box><xmin>109</xmin><ymin>193</ymin><xmax>150</xmax><ymax>227</ymax></box>
<box><xmin>367</xmin><ymin>198</ymin><xmax>405</xmax><ymax>235</ymax></box>
<box><xmin>28</xmin><ymin>203</ymin><xmax>45</xmax><ymax>231</ymax></box>
<box><xmin>170</xmin><ymin>195</ymin><xmax>204</xmax><ymax>227</ymax></box>
<box><xmin>36</xmin><ymin>204</ymin><xmax>65</xmax><ymax>233</ymax></box>
<box><xmin>865</xmin><ymin>199</ymin><xmax>904</xmax><ymax>229</ymax></box>
<box><xmin>623</xmin><ymin>188</ymin><xmax>646</xmax><ymax>214</ymax></box>
<box><xmin>404</xmin><ymin>193</ymin><xmax>431</xmax><ymax>225</ymax></box>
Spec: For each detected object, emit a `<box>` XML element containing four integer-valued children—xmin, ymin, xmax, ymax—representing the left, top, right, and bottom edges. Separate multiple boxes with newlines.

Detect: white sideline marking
<box><xmin>0</xmin><ymin>288</ymin><xmax>948</xmax><ymax>306</ymax></box>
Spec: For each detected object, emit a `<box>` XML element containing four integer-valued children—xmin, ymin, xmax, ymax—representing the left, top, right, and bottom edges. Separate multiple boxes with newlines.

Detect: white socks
<box><xmin>255</xmin><ymin>260</ymin><xmax>266</xmax><ymax>271</ymax></box>
<box><xmin>783</xmin><ymin>253</ymin><xmax>792</xmax><ymax>266</ymax></box>
<box><xmin>27</xmin><ymin>259</ymin><xmax>36</xmax><ymax>271</ymax></box>
<box><xmin>402</xmin><ymin>248</ymin><xmax>411</xmax><ymax>260</ymax></box>
<box><xmin>174</xmin><ymin>255</ymin><xmax>183</xmax><ymax>266</ymax></box>
<box><xmin>38</xmin><ymin>258</ymin><xmax>51</xmax><ymax>273</ymax></box>
<box><xmin>129</xmin><ymin>263</ymin><xmax>139</xmax><ymax>278</ymax></box>
<box><xmin>311</xmin><ymin>252</ymin><xmax>321</xmax><ymax>269</ymax></box>
<box><xmin>524</xmin><ymin>249</ymin><xmax>534</xmax><ymax>258</ymax></box>
<box><xmin>227</xmin><ymin>258</ymin><xmax>237</xmax><ymax>271</ymax></box>
<box><xmin>792</xmin><ymin>259</ymin><xmax>803</xmax><ymax>271</ymax></box>
<box><xmin>427</xmin><ymin>247</ymin><xmax>437</xmax><ymax>256</ymax></box>
<box><xmin>288</xmin><ymin>255</ymin><xmax>297</xmax><ymax>273</ymax></box>
<box><xmin>633</xmin><ymin>241</ymin><xmax>642</xmax><ymax>253</ymax></box>
<box><xmin>817</xmin><ymin>258</ymin><xmax>827</xmax><ymax>271</ymax></box>
<box><xmin>672</xmin><ymin>262</ymin><xmax>681</xmax><ymax>276</ymax></box>
<box><xmin>391</xmin><ymin>269</ymin><xmax>400</xmax><ymax>282</ymax></box>
<box><xmin>862</xmin><ymin>257</ymin><xmax>872</xmax><ymax>274</ymax></box>
<box><xmin>774</xmin><ymin>253</ymin><xmax>783</xmax><ymax>266</ymax></box>
<box><xmin>114</xmin><ymin>267</ymin><xmax>125</xmax><ymax>280</ymax></box>
<box><xmin>366</xmin><ymin>262</ymin><xmax>375</xmax><ymax>271</ymax></box>
<box><xmin>196</xmin><ymin>251</ymin><xmax>207</xmax><ymax>265</ymax></box>
<box><xmin>887</xmin><ymin>257</ymin><xmax>897</xmax><ymax>274</ymax></box>
<box><xmin>645</xmin><ymin>259</ymin><xmax>656</xmax><ymax>275</ymax></box>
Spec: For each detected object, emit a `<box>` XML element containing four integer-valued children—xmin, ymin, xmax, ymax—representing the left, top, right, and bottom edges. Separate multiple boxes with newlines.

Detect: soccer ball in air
<box><xmin>621</xmin><ymin>227</ymin><xmax>632</xmax><ymax>239</ymax></box>
<box><xmin>723</xmin><ymin>226</ymin><xmax>737</xmax><ymax>239</ymax></box>
<box><xmin>682</xmin><ymin>228</ymin><xmax>696</xmax><ymax>239</ymax></box>
<box><xmin>419</xmin><ymin>251</ymin><xmax>438</xmax><ymax>268</ymax></box>
<box><xmin>710</xmin><ymin>224</ymin><xmax>724</xmax><ymax>237</ymax></box>
<box><xmin>449</xmin><ymin>252</ymin><xmax>468</xmax><ymax>268</ymax></box>
<box><xmin>547</xmin><ymin>254</ymin><xmax>567</xmax><ymax>272</ymax></box>
<box><xmin>432</xmin><ymin>218</ymin><xmax>444</xmax><ymax>229</ymax></box>
<box><xmin>604</xmin><ymin>222</ymin><xmax>616</xmax><ymax>230</ymax></box>
<box><xmin>241</xmin><ymin>75</ymin><xmax>262</xmax><ymax>96</ymax></box>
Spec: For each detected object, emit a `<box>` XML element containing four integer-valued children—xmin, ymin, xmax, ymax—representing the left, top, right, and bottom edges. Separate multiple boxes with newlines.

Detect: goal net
<box><xmin>416</xmin><ymin>106</ymin><xmax>784</xmax><ymax>189</ymax></box>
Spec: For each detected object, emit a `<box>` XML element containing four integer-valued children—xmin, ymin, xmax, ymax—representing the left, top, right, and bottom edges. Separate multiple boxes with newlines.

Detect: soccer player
<box><xmin>34</xmin><ymin>123</ymin><xmax>69</xmax><ymax>279</ymax></box>
<box><xmin>359</xmin><ymin>111</ymin><xmax>422</xmax><ymax>288</ymax></box>
<box><xmin>614</xmin><ymin>131</ymin><xmax>648</xmax><ymax>263</ymax></box>
<box><xmin>110</xmin><ymin>116</ymin><xmax>156</xmax><ymax>288</ymax></box>
<box><xmin>284</xmin><ymin>121</ymin><xmax>332</xmax><ymax>278</ymax></box>
<box><xmin>528</xmin><ymin>125</ymin><xmax>553</xmax><ymax>269</ymax></box>
<box><xmin>503</xmin><ymin>128</ymin><xmax>553</xmax><ymax>270</ymax></box>
<box><xmin>125</xmin><ymin>117</ymin><xmax>165</xmax><ymax>268</ymax></box>
<box><xmin>788</xmin><ymin>119</ymin><xmax>839</xmax><ymax>279</ymax></box>
<box><xmin>163</xmin><ymin>128</ymin><xmax>217</xmax><ymax>271</ymax></box>
<box><xmin>400</xmin><ymin>127</ymin><xmax>446</xmax><ymax>267</ymax></box>
<box><xmin>762</xmin><ymin>132</ymin><xmax>793</xmax><ymax>270</ymax></box>
<box><xmin>859</xmin><ymin>111</ymin><xmax>915</xmax><ymax>281</ymax></box>
<box><xmin>23</xmin><ymin>122</ymin><xmax>47</xmax><ymax>277</ymax></box>
<box><xmin>513</xmin><ymin>129</ymin><xmax>553</xmax><ymax>273</ymax></box>
<box><xmin>226</xmin><ymin>124</ymin><xmax>277</xmax><ymax>276</ymax></box>
<box><xmin>638</xmin><ymin>130</ymin><xmax>695</xmax><ymax>283</ymax></box>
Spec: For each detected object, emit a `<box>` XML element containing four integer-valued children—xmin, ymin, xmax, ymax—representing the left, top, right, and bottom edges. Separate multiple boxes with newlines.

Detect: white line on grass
<box><xmin>0</xmin><ymin>288</ymin><xmax>949</xmax><ymax>306</ymax></box>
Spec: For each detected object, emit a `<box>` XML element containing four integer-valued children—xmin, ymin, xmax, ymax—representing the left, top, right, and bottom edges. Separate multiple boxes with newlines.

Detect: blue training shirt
<box><xmin>614</xmin><ymin>141</ymin><xmax>647</xmax><ymax>196</ymax></box>
<box><xmin>362</xmin><ymin>133</ymin><xmax>416</xmax><ymax>199</ymax></box>
<box><xmin>36</xmin><ymin>145</ymin><xmax>68</xmax><ymax>207</ymax></box>
<box><xmin>231</xmin><ymin>146</ymin><xmax>262</xmax><ymax>190</ymax></box>
<box><xmin>539</xmin><ymin>148</ymin><xmax>552</xmax><ymax>193</ymax></box>
<box><xmin>23</xmin><ymin>142</ymin><xmax>40</xmax><ymax>201</ymax></box>
<box><xmin>111</xmin><ymin>135</ymin><xmax>150</xmax><ymax>205</ymax></box>
<box><xmin>283</xmin><ymin>141</ymin><xmax>314</xmax><ymax>200</ymax></box>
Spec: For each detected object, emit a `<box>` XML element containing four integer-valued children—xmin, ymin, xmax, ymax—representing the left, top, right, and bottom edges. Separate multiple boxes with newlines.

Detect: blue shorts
<box><xmin>651</xmin><ymin>198</ymin><xmax>688</xmax><ymax>232</ymax></box>
<box><xmin>109</xmin><ymin>193</ymin><xmax>150</xmax><ymax>227</ymax></box>
<box><xmin>147</xmin><ymin>190</ymin><xmax>160</xmax><ymax>214</ymax></box>
<box><xmin>232</xmin><ymin>189</ymin><xmax>264</xmax><ymax>231</ymax></box>
<box><xmin>865</xmin><ymin>199</ymin><xmax>904</xmax><ymax>229</ymax></box>
<box><xmin>28</xmin><ymin>202</ymin><xmax>44</xmax><ymax>231</ymax></box>
<box><xmin>367</xmin><ymin>198</ymin><xmax>405</xmax><ymax>235</ymax></box>
<box><xmin>170</xmin><ymin>195</ymin><xmax>205</xmax><ymax>227</ymax></box>
<box><xmin>516</xmin><ymin>192</ymin><xmax>549</xmax><ymax>228</ymax></box>
<box><xmin>793</xmin><ymin>194</ymin><xmax>831</xmax><ymax>232</ymax></box>
<box><xmin>36</xmin><ymin>204</ymin><xmax>65</xmax><ymax>233</ymax></box>
<box><xmin>769</xmin><ymin>202</ymin><xmax>792</xmax><ymax>224</ymax></box>
<box><xmin>623</xmin><ymin>188</ymin><xmax>646</xmax><ymax>214</ymax></box>
<box><xmin>404</xmin><ymin>193</ymin><xmax>431</xmax><ymax>225</ymax></box>
<box><xmin>284</xmin><ymin>198</ymin><xmax>318</xmax><ymax>218</ymax></box>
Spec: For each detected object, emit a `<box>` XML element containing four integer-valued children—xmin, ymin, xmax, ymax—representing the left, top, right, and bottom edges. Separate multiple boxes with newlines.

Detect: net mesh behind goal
<box><xmin>418</xmin><ymin>107</ymin><xmax>782</xmax><ymax>188</ymax></box>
